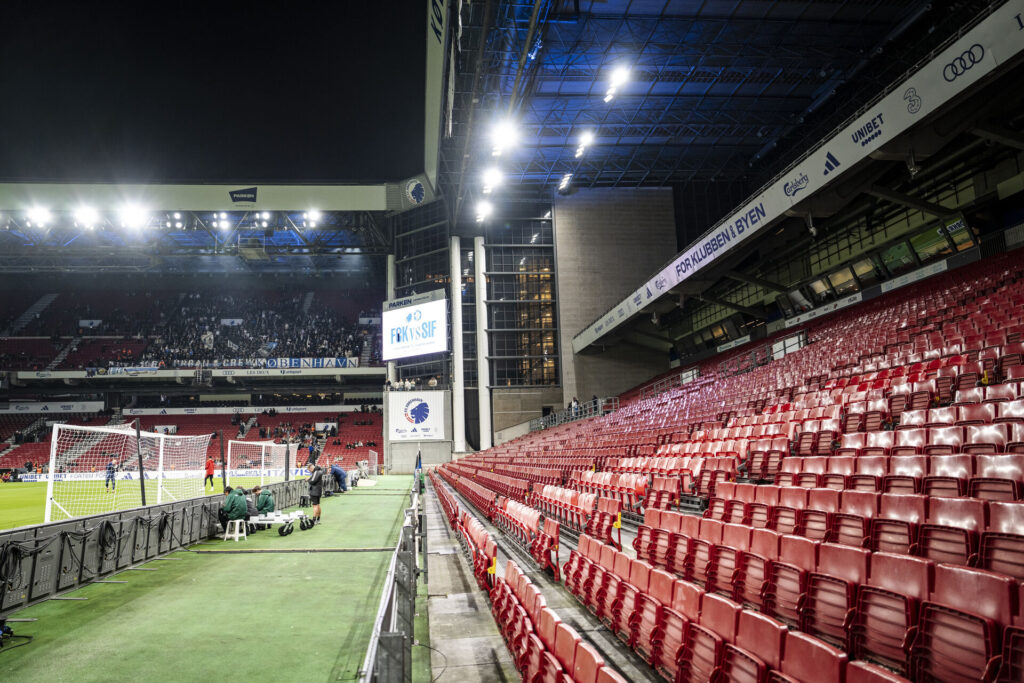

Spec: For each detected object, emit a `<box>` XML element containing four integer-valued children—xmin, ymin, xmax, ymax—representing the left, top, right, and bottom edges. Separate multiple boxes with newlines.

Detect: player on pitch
<box><xmin>104</xmin><ymin>457</ymin><xmax>118</xmax><ymax>493</ymax></box>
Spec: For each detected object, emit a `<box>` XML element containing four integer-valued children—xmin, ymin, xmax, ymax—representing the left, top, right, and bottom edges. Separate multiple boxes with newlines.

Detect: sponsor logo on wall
<box><xmin>942</xmin><ymin>44</ymin><xmax>984</xmax><ymax>82</ymax></box>
<box><xmin>783</xmin><ymin>172</ymin><xmax>809</xmax><ymax>197</ymax></box>
<box><xmin>851</xmin><ymin>113</ymin><xmax>885</xmax><ymax>147</ymax></box>
<box><xmin>903</xmin><ymin>87</ymin><xmax>922</xmax><ymax>114</ymax></box>
<box><xmin>229</xmin><ymin>187</ymin><xmax>257</xmax><ymax>203</ymax></box>
<box><xmin>823</xmin><ymin>151</ymin><xmax>841</xmax><ymax>176</ymax></box>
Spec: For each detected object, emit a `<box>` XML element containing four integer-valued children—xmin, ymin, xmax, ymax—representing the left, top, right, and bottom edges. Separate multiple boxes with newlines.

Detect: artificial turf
<box><xmin>0</xmin><ymin>476</ymin><xmax>304</xmax><ymax>530</ymax></box>
<box><xmin>0</xmin><ymin>475</ymin><xmax>413</xmax><ymax>682</ymax></box>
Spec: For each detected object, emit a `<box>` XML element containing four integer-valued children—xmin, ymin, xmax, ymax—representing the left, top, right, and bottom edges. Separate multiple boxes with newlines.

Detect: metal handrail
<box><xmin>529</xmin><ymin>396</ymin><xmax>619</xmax><ymax>431</ymax></box>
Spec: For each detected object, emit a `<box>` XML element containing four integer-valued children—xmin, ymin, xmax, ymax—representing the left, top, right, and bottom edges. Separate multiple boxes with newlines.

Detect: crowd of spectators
<box><xmin>1</xmin><ymin>289</ymin><xmax>380</xmax><ymax>370</ymax></box>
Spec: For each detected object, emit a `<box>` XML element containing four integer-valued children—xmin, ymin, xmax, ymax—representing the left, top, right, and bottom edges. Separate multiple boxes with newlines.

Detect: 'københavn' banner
<box><xmin>388</xmin><ymin>392</ymin><xmax>445</xmax><ymax>441</ymax></box>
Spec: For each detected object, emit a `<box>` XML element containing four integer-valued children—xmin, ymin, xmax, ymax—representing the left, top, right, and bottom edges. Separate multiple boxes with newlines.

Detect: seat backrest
<box><xmin>856</xmin><ymin>455</ymin><xmax>888</xmax><ymax>476</ymax></box>
<box><xmin>628</xmin><ymin>558</ymin><xmax>652</xmax><ymax>591</ymax></box>
<box><xmin>553</xmin><ymin>622</ymin><xmax>581</xmax><ymax>670</ymax></box>
<box><xmin>698</xmin><ymin>518</ymin><xmax>724</xmax><ymax>545</ymax></box>
<box><xmin>735</xmin><ymin>483</ymin><xmax>757</xmax><ymax>503</ymax></box>
<box><xmin>573</xmin><ymin>641</ymin><xmax>604</xmax><ymax>683</ymax></box>
<box><xmin>827</xmin><ymin>456</ymin><xmax>857</xmax><ymax>476</ymax></box>
<box><xmin>895</xmin><ymin>428</ymin><xmax>927</xmax><ymax>450</ymax></box>
<box><xmin>734</xmin><ymin>609</ymin><xmax>787</xmax><ymax>670</ymax></box>
<box><xmin>967</xmin><ymin>423</ymin><xmax>1010</xmax><ymax>448</ymax></box>
<box><xmin>779</xmin><ymin>631</ymin><xmax>848</xmax><ymax>682</ymax></box>
<box><xmin>749</xmin><ymin>528</ymin><xmax>781</xmax><ymax>561</ymax></box>
<box><xmin>699</xmin><ymin>593</ymin><xmax>741</xmax><ymax>642</ymax></box>
<box><xmin>648</xmin><ymin>568</ymin><xmax>675</xmax><ymax>606</ymax></box>
<box><xmin>900</xmin><ymin>409</ymin><xmax>928</xmax><ymax>428</ymax></box>
<box><xmin>672</xmin><ymin>578</ymin><xmax>703</xmax><ymax>621</ymax></box>
<box><xmin>974</xmin><ymin>453</ymin><xmax>1024</xmax><ymax>479</ymax></box>
<box><xmin>866</xmin><ymin>552</ymin><xmax>933</xmax><ymax>601</ymax></box>
<box><xmin>720</xmin><ymin>524</ymin><xmax>753</xmax><ymax>557</ymax></box>
<box><xmin>927</xmin><ymin>454</ymin><xmax>972</xmax><ymax>478</ymax></box>
<box><xmin>840</xmin><ymin>490</ymin><xmax>879</xmax><ymax>517</ymax></box>
<box><xmin>959</xmin><ymin>403</ymin><xmax>997</xmax><ymax>424</ymax></box>
<box><xmin>613</xmin><ymin>550</ymin><xmax>631</xmax><ymax>580</ymax></box>
<box><xmin>779</xmin><ymin>487</ymin><xmax>808</xmax><ymax>509</ymax></box>
<box><xmin>802</xmin><ymin>456</ymin><xmax>828</xmax><ymax>474</ymax></box>
<box><xmin>888</xmin><ymin>455</ymin><xmax>926</xmax><ymax>478</ymax></box>
<box><xmin>931</xmin><ymin>564</ymin><xmax>1017</xmax><ymax>625</ymax></box>
<box><xmin>987</xmin><ymin>501</ymin><xmax>1024</xmax><ymax>533</ymax></box>
<box><xmin>779</xmin><ymin>534</ymin><xmax>818</xmax><ymax>571</ymax></box>
<box><xmin>815</xmin><ymin>543</ymin><xmax>870</xmax><ymax>584</ymax></box>
<box><xmin>928</xmin><ymin>406</ymin><xmax>957</xmax><ymax>425</ymax></box>
<box><xmin>807</xmin><ymin>488</ymin><xmax>840</xmax><ymax>513</ymax></box>
<box><xmin>538</xmin><ymin>607</ymin><xmax>562</xmax><ymax>649</ymax></box>
<box><xmin>879</xmin><ymin>493</ymin><xmax>928</xmax><ymax>524</ymax></box>
<box><xmin>926</xmin><ymin>496</ymin><xmax>986</xmax><ymax>531</ymax></box>
<box><xmin>755</xmin><ymin>485</ymin><xmax>781</xmax><ymax>505</ymax></box>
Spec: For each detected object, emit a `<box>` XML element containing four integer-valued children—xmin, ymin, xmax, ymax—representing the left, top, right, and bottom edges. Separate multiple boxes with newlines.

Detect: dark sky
<box><xmin>0</xmin><ymin>2</ymin><xmax>425</xmax><ymax>183</ymax></box>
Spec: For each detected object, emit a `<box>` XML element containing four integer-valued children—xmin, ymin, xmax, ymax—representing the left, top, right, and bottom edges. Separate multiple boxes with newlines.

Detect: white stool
<box><xmin>224</xmin><ymin>519</ymin><xmax>247</xmax><ymax>542</ymax></box>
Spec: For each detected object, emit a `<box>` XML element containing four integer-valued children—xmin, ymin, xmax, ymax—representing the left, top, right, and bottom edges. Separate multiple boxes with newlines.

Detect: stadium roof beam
<box><xmin>972</xmin><ymin>123</ymin><xmax>1024</xmax><ymax>152</ymax></box>
<box><xmin>865</xmin><ymin>184</ymin><xmax>958</xmax><ymax>220</ymax></box>
<box><xmin>722</xmin><ymin>270</ymin><xmax>790</xmax><ymax>294</ymax></box>
<box><xmin>695</xmin><ymin>295</ymin><xmax>766</xmax><ymax>320</ymax></box>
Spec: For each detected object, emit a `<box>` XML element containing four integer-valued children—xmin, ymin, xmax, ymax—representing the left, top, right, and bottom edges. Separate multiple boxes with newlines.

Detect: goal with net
<box><xmin>225</xmin><ymin>440</ymin><xmax>296</xmax><ymax>489</ymax></box>
<box><xmin>45</xmin><ymin>422</ymin><xmax>216</xmax><ymax>523</ymax></box>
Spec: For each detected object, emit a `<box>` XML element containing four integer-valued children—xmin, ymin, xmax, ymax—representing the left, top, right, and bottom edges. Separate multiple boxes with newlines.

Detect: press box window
<box><xmin>808</xmin><ymin>278</ymin><xmax>833</xmax><ymax>304</ymax></box>
<box><xmin>910</xmin><ymin>226</ymin><xmax>954</xmax><ymax>264</ymax></box>
<box><xmin>881</xmin><ymin>241</ymin><xmax>916</xmax><ymax>276</ymax></box>
<box><xmin>852</xmin><ymin>258</ymin><xmax>883</xmax><ymax>287</ymax></box>
<box><xmin>828</xmin><ymin>267</ymin><xmax>859</xmax><ymax>296</ymax></box>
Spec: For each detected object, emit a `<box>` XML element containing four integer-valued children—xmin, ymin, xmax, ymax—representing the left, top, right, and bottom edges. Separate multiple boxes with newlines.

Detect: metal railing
<box><xmin>359</xmin><ymin>473</ymin><xmax>424</xmax><ymax>683</ymax></box>
<box><xmin>529</xmin><ymin>396</ymin><xmax>619</xmax><ymax>431</ymax></box>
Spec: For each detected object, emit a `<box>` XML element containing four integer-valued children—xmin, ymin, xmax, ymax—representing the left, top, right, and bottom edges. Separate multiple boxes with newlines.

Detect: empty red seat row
<box><xmin>658</xmin><ymin>494</ymin><xmax>1024</xmax><ymax>577</ymax></box>
<box><xmin>775</xmin><ymin>453</ymin><xmax>1024</xmax><ymax>500</ymax></box>
<box><xmin>837</xmin><ymin>423</ymin><xmax>1024</xmax><ymax>456</ymax></box>
<box><xmin>899</xmin><ymin>399</ymin><xmax>1024</xmax><ymax>428</ymax></box>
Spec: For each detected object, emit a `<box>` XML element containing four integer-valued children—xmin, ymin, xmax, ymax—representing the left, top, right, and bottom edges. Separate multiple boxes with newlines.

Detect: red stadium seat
<box><xmin>765</xmin><ymin>535</ymin><xmax>819</xmax><ymax>627</ymax></box>
<box><xmin>771</xmin><ymin>487</ymin><xmax>808</xmax><ymax>536</ymax></box>
<box><xmin>871</xmin><ymin>493</ymin><xmax>927</xmax><ymax>555</ymax></box>
<box><xmin>981</xmin><ymin>501</ymin><xmax>1024</xmax><ymax>580</ymax></box>
<box><xmin>922</xmin><ymin>454</ymin><xmax>972</xmax><ymax>497</ymax></box>
<box><xmin>802</xmin><ymin>543</ymin><xmax>870</xmax><ymax>649</ymax></box>
<box><xmin>631</xmin><ymin>567</ymin><xmax>673</xmax><ymax>661</ymax></box>
<box><xmin>851</xmin><ymin>552</ymin><xmax>934</xmax><ymax>674</ymax></box>
<box><xmin>572</xmin><ymin>641</ymin><xmax>604</xmax><ymax>683</ymax></box>
<box><xmin>911</xmin><ymin>564</ymin><xmax>1017</xmax><ymax>682</ymax></box>
<box><xmin>833</xmin><ymin>490</ymin><xmax>879</xmax><ymax>548</ymax></box>
<box><xmin>919</xmin><ymin>496</ymin><xmax>986</xmax><ymax>566</ymax></box>
<box><xmin>883</xmin><ymin>455</ymin><xmax>926</xmax><ymax>494</ymax></box>
<box><xmin>849</xmin><ymin>455</ymin><xmax>888</xmax><ymax>491</ymax></box>
<box><xmin>677</xmin><ymin>593</ymin><xmax>740</xmax><ymax>683</ymax></box>
<box><xmin>720</xmin><ymin>609</ymin><xmax>787</xmax><ymax>681</ymax></box>
<box><xmin>769</xmin><ymin>631</ymin><xmax>848</xmax><ymax>683</ymax></box>
<box><xmin>734</xmin><ymin>529</ymin><xmax>781</xmax><ymax>611</ymax></box>
<box><xmin>798</xmin><ymin>488</ymin><xmax>839</xmax><ymax>541</ymax></box>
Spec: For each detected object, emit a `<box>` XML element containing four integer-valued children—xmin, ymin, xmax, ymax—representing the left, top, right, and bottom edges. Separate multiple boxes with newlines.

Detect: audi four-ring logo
<box><xmin>943</xmin><ymin>44</ymin><xmax>985</xmax><ymax>82</ymax></box>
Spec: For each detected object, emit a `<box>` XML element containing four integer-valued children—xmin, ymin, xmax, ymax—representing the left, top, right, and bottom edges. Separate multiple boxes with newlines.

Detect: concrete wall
<box><xmin>383</xmin><ymin>390</ymin><xmax>453</xmax><ymax>473</ymax></box>
<box><xmin>554</xmin><ymin>187</ymin><xmax>677</xmax><ymax>399</ymax></box>
<box><xmin>494</xmin><ymin>419</ymin><xmax>532</xmax><ymax>447</ymax></box>
<box><xmin>491</xmin><ymin>386</ymin><xmax>564</xmax><ymax>433</ymax></box>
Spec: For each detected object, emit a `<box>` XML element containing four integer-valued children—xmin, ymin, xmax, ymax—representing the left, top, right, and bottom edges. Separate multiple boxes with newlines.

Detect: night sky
<box><xmin>0</xmin><ymin>2</ymin><xmax>425</xmax><ymax>183</ymax></box>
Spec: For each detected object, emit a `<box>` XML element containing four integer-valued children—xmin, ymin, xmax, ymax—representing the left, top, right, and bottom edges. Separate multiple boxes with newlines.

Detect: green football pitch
<box><xmin>0</xmin><ymin>476</ymin><xmax>306</xmax><ymax>530</ymax></box>
<box><xmin>0</xmin><ymin>475</ymin><xmax>423</xmax><ymax>682</ymax></box>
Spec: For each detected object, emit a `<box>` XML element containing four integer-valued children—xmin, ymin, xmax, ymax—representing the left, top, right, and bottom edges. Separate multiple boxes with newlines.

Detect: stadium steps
<box><xmin>46</xmin><ymin>336</ymin><xmax>80</xmax><ymax>370</ymax></box>
<box><xmin>301</xmin><ymin>290</ymin><xmax>314</xmax><ymax>314</ymax></box>
<box><xmin>2</xmin><ymin>292</ymin><xmax>59</xmax><ymax>335</ymax></box>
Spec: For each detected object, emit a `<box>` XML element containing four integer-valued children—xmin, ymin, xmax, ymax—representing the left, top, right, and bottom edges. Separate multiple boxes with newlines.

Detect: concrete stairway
<box><xmin>3</xmin><ymin>293</ymin><xmax>59</xmax><ymax>335</ymax></box>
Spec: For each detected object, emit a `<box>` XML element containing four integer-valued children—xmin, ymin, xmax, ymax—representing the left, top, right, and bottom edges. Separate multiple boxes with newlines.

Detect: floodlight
<box><xmin>261</xmin><ymin>211</ymin><xmax>270</xmax><ymax>219</ymax></box>
<box><xmin>219</xmin><ymin>212</ymin><xmax>227</xmax><ymax>219</ymax></box>
<box><xmin>482</xmin><ymin>167</ymin><xmax>502</xmax><ymax>193</ymax></box>
<box><xmin>261</xmin><ymin>221</ymin><xmax>268</xmax><ymax>228</ymax></box>
<box><xmin>74</xmin><ymin>206</ymin><xmax>99</xmax><ymax>228</ymax></box>
<box><xmin>604</xmin><ymin>93</ymin><xmax>614</xmax><ymax>103</ymax></box>
<box><xmin>173</xmin><ymin>212</ymin><xmax>181</xmax><ymax>219</ymax></box>
<box><xmin>118</xmin><ymin>204</ymin><xmax>148</xmax><ymax>229</ymax></box>
<box><xmin>175</xmin><ymin>221</ymin><xmax>183</xmax><ymax>229</ymax></box>
<box><xmin>27</xmin><ymin>207</ymin><xmax>51</xmax><ymax>226</ymax></box>
<box><xmin>307</xmin><ymin>209</ymin><xmax>322</xmax><ymax>221</ymax></box>
<box><xmin>165</xmin><ymin>221</ymin><xmax>171</xmax><ymax>227</ymax></box>
<box><xmin>491</xmin><ymin>120</ymin><xmax>518</xmax><ymax>156</ymax></box>
<box><xmin>610</xmin><ymin>66</ymin><xmax>629</xmax><ymax>88</ymax></box>
<box><xmin>309</xmin><ymin>221</ymin><xmax>317</xmax><ymax>228</ymax></box>
<box><xmin>475</xmin><ymin>200</ymin><xmax>493</xmax><ymax>222</ymax></box>
<box><xmin>558</xmin><ymin>173</ymin><xmax>573</xmax><ymax>191</ymax></box>
<box><xmin>580</xmin><ymin>131</ymin><xmax>594</xmax><ymax>147</ymax></box>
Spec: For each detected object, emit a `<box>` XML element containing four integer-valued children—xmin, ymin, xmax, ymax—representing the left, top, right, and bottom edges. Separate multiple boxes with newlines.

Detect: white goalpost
<box><xmin>45</xmin><ymin>422</ymin><xmax>215</xmax><ymax>523</ymax></box>
<box><xmin>225</xmin><ymin>440</ymin><xmax>295</xmax><ymax>488</ymax></box>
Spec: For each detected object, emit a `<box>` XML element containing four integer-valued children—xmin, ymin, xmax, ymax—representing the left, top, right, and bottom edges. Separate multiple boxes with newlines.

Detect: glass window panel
<box><xmin>808</xmin><ymin>278</ymin><xmax>833</xmax><ymax>304</ymax></box>
<box><xmin>910</xmin><ymin>227</ymin><xmax>953</xmax><ymax>264</ymax></box>
<box><xmin>852</xmin><ymin>258</ymin><xmax>882</xmax><ymax>287</ymax></box>
<box><xmin>828</xmin><ymin>267</ymin><xmax>859</xmax><ymax>296</ymax></box>
<box><xmin>881</xmin><ymin>241</ymin><xmax>916</xmax><ymax>276</ymax></box>
<box><xmin>943</xmin><ymin>217</ymin><xmax>975</xmax><ymax>251</ymax></box>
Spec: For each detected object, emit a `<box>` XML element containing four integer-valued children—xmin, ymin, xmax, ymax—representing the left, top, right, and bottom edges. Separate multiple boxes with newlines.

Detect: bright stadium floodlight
<box><xmin>475</xmin><ymin>200</ymin><xmax>493</xmax><ymax>222</ymax></box>
<box><xmin>605</xmin><ymin>66</ymin><xmax>629</xmax><ymax>102</ymax></box>
<box><xmin>576</xmin><ymin>130</ymin><xmax>595</xmax><ymax>158</ymax></box>
<box><xmin>261</xmin><ymin>220</ymin><xmax>268</xmax><ymax>228</ymax></box>
<box><xmin>118</xmin><ymin>204</ymin><xmax>148</xmax><ymax>229</ymax></box>
<box><xmin>27</xmin><ymin>206</ymin><xmax>51</xmax><ymax>226</ymax></box>
<box><xmin>219</xmin><ymin>212</ymin><xmax>227</xmax><ymax>219</ymax></box>
<box><xmin>261</xmin><ymin>211</ymin><xmax>270</xmax><ymax>219</ymax></box>
<box><xmin>307</xmin><ymin>209</ymin><xmax>322</xmax><ymax>221</ymax></box>
<box><xmin>482</xmin><ymin>166</ymin><xmax>502</xmax><ymax>194</ymax></box>
<box><xmin>173</xmin><ymin>212</ymin><xmax>181</xmax><ymax>219</ymax></box>
<box><xmin>175</xmin><ymin>221</ymin><xmax>183</xmax><ymax>229</ymax></box>
<box><xmin>491</xmin><ymin>119</ymin><xmax>518</xmax><ymax>156</ymax></box>
<box><xmin>74</xmin><ymin>206</ymin><xmax>99</xmax><ymax>229</ymax></box>
<box><xmin>558</xmin><ymin>173</ymin><xmax>573</xmax><ymax>192</ymax></box>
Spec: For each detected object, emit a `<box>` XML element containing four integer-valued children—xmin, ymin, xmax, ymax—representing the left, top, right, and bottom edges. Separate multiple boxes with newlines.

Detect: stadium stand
<box><xmin>433</xmin><ymin>251</ymin><xmax>1024</xmax><ymax>682</ymax></box>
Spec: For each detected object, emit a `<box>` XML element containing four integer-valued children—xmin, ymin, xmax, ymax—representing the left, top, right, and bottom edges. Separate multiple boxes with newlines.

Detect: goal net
<box><xmin>45</xmin><ymin>423</ymin><xmax>215</xmax><ymax>523</ymax></box>
<box><xmin>225</xmin><ymin>440</ymin><xmax>294</xmax><ymax>489</ymax></box>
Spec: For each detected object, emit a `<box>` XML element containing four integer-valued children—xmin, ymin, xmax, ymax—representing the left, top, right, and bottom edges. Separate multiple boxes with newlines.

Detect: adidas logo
<box><xmin>823</xmin><ymin>152</ymin><xmax>841</xmax><ymax>176</ymax></box>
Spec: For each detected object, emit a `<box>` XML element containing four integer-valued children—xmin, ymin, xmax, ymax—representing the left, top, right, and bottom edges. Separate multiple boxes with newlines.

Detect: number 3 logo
<box><xmin>904</xmin><ymin>87</ymin><xmax>922</xmax><ymax>115</ymax></box>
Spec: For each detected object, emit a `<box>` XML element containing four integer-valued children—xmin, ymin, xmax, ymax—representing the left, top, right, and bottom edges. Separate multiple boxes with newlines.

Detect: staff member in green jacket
<box><xmin>218</xmin><ymin>486</ymin><xmax>248</xmax><ymax>529</ymax></box>
<box><xmin>253</xmin><ymin>485</ymin><xmax>275</xmax><ymax>515</ymax></box>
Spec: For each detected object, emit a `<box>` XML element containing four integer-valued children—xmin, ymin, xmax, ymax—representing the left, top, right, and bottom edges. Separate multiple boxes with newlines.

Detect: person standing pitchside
<box><xmin>104</xmin><ymin>457</ymin><xmax>118</xmax><ymax>493</ymax></box>
<box><xmin>204</xmin><ymin>456</ymin><xmax>216</xmax><ymax>491</ymax></box>
<box><xmin>307</xmin><ymin>463</ymin><xmax>324</xmax><ymax>525</ymax></box>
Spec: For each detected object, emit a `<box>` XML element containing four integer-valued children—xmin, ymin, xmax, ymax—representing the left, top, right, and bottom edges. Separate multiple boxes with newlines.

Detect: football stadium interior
<box><xmin>3</xmin><ymin>1</ymin><xmax>1024</xmax><ymax>681</ymax></box>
